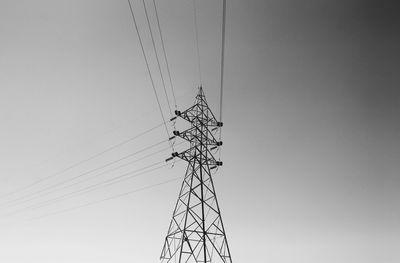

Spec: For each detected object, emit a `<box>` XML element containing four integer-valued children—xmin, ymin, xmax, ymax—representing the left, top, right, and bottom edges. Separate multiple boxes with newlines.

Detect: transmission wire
<box><xmin>0</xmin><ymin>139</ymin><xmax>171</xmax><ymax>208</ymax></box>
<box><xmin>218</xmin><ymin>0</ymin><xmax>227</xmax><ymax>161</ymax></box>
<box><xmin>4</xmin><ymin>140</ymin><xmax>184</xmax><ymax>208</ymax></box>
<box><xmin>0</xmin><ymin>122</ymin><xmax>166</xmax><ymax>200</ymax></box>
<box><xmin>128</xmin><ymin>0</ymin><xmax>171</xmax><ymax>142</ymax></box>
<box><xmin>219</xmin><ymin>0</ymin><xmax>226</xmax><ymax>125</ymax></box>
<box><xmin>142</xmin><ymin>0</ymin><xmax>173</xmax><ymax>117</ymax></box>
<box><xmin>30</xmin><ymin>176</ymin><xmax>182</xmax><ymax>221</ymax></box>
<box><xmin>3</xmin><ymin>161</ymin><xmax>168</xmax><ymax>217</ymax></box>
<box><xmin>20</xmin><ymin>145</ymin><xmax>172</xmax><ymax>206</ymax></box>
<box><xmin>192</xmin><ymin>0</ymin><xmax>202</xmax><ymax>85</ymax></box>
<box><xmin>153</xmin><ymin>0</ymin><xmax>177</xmax><ymax>109</ymax></box>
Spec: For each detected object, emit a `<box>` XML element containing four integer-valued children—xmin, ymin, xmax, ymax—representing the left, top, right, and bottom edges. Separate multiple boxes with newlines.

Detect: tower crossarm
<box><xmin>169</xmin><ymin>146</ymin><xmax>222</xmax><ymax>167</ymax></box>
<box><xmin>173</xmin><ymin>126</ymin><xmax>222</xmax><ymax>147</ymax></box>
<box><xmin>161</xmin><ymin>87</ymin><xmax>231</xmax><ymax>263</ymax></box>
<box><xmin>174</xmin><ymin>107</ymin><xmax>222</xmax><ymax>128</ymax></box>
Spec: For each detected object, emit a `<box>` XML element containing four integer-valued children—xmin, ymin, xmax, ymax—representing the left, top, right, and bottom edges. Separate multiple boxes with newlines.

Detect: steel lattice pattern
<box><xmin>160</xmin><ymin>87</ymin><xmax>232</xmax><ymax>263</ymax></box>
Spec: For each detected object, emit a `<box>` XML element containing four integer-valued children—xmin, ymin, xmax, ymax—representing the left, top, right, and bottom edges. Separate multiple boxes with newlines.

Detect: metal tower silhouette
<box><xmin>160</xmin><ymin>87</ymin><xmax>232</xmax><ymax>263</ymax></box>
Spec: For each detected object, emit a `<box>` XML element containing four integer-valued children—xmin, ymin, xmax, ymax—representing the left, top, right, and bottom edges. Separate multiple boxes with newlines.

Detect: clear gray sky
<box><xmin>0</xmin><ymin>0</ymin><xmax>399</xmax><ymax>262</ymax></box>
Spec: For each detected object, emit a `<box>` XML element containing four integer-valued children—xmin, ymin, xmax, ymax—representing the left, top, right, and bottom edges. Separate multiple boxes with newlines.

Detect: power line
<box><xmin>0</xmin><ymin>139</ymin><xmax>171</xmax><ymax>208</ymax></box>
<box><xmin>142</xmin><ymin>0</ymin><xmax>173</xmax><ymax>118</ymax></box>
<box><xmin>192</xmin><ymin>0</ymin><xmax>202</xmax><ymax>85</ymax></box>
<box><xmin>219</xmin><ymin>0</ymin><xmax>226</xmax><ymax>125</ymax></box>
<box><xmin>3</xmin><ymin>161</ymin><xmax>169</xmax><ymax>217</ymax></box>
<box><xmin>0</xmin><ymin>122</ymin><xmax>166</xmax><ymax>200</ymax></box>
<box><xmin>29</xmin><ymin>176</ymin><xmax>182</xmax><ymax>221</ymax></box>
<box><xmin>218</xmin><ymin>0</ymin><xmax>227</xmax><ymax>161</ymax></box>
<box><xmin>127</xmin><ymin>0</ymin><xmax>171</xmax><ymax>141</ymax></box>
<box><xmin>17</xmin><ymin>145</ymin><xmax>171</xmax><ymax>207</ymax></box>
<box><xmin>152</xmin><ymin>0</ymin><xmax>177</xmax><ymax>109</ymax></box>
<box><xmin>4</xmin><ymin>140</ymin><xmax>185</xmax><ymax>209</ymax></box>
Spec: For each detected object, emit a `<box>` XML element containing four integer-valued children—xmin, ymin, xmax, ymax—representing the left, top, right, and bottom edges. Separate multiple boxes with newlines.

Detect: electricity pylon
<box><xmin>160</xmin><ymin>87</ymin><xmax>232</xmax><ymax>263</ymax></box>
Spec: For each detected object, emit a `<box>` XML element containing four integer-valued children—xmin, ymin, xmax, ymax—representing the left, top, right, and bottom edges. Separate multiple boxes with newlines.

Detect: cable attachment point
<box><xmin>217</xmin><ymin>122</ymin><xmax>223</xmax><ymax>127</ymax></box>
<box><xmin>173</xmin><ymin>130</ymin><xmax>180</xmax><ymax>136</ymax></box>
<box><xmin>166</xmin><ymin>151</ymin><xmax>179</xmax><ymax>162</ymax></box>
<box><xmin>216</xmin><ymin>161</ymin><xmax>223</xmax><ymax>166</ymax></box>
<box><xmin>175</xmin><ymin>110</ymin><xmax>181</xmax><ymax>116</ymax></box>
<box><xmin>216</xmin><ymin>141</ymin><xmax>223</xmax><ymax>146</ymax></box>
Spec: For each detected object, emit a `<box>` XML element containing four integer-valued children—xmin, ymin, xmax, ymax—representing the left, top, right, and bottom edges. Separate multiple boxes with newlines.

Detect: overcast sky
<box><xmin>0</xmin><ymin>0</ymin><xmax>399</xmax><ymax>263</ymax></box>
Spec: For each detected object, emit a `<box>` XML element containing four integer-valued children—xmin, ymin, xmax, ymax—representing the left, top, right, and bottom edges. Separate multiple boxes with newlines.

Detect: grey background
<box><xmin>0</xmin><ymin>0</ymin><xmax>399</xmax><ymax>262</ymax></box>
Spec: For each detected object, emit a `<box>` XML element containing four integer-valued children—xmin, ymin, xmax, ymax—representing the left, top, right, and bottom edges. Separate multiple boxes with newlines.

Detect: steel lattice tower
<box><xmin>160</xmin><ymin>87</ymin><xmax>232</xmax><ymax>263</ymax></box>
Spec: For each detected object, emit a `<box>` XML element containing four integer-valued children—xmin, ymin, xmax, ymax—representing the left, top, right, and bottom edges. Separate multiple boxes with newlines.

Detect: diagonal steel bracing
<box><xmin>160</xmin><ymin>87</ymin><xmax>232</xmax><ymax>263</ymax></box>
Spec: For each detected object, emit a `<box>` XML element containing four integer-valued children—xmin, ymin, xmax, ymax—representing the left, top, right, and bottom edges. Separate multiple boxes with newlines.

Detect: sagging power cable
<box><xmin>218</xmin><ymin>0</ymin><xmax>227</xmax><ymax>161</ymax></box>
<box><xmin>0</xmin><ymin>122</ymin><xmax>166</xmax><ymax>200</ymax></box>
<box><xmin>142</xmin><ymin>0</ymin><xmax>173</xmax><ymax>118</ymax></box>
<box><xmin>192</xmin><ymin>0</ymin><xmax>202</xmax><ymax>85</ymax></box>
<box><xmin>30</xmin><ymin>176</ymin><xmax>182</xmax><ymax>221</ymax></box>
<box><xmin>0</xmin><ymin>139</ymin><xmax>172</xmax><ymax>208</ymax></box>
<box><xmin>219</xmin><ymin>0</ymin><xmax>226</xmax><ymax>126</ymax></box>
<box><xmin>128</xmin><ymin>0</ymin><xmax>171</xmax><ymax>141</ymax></box>
<box><xmin>152</xmin><ymin>0</ymin><xmax>177</xmax><ymax>109</ymax></box>
<box><xmin>3</xmin><ymin>160</ymin><xmax>169</xmax><ymax>217</ymax></box>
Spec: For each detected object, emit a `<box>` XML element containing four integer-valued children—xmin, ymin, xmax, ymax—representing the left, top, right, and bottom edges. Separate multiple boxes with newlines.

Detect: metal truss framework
<box><xmin>160</xmin><ymin>87</ymin><xmax>232</xmax><ymax>263</ymax></box>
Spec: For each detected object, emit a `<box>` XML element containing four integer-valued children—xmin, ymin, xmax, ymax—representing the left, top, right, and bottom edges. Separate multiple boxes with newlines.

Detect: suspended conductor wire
<box><xmin>0</xmin><ymin>139</ymin><xmax>171</xmax><ymax>208</ymax></box>
<box><xmin>3</xmin><ymin>161</ymin><xmax>168</xmax><ymax>217</ymax></box>
<box><xmin>218</xmin><ymin>0</ymin><xmax>227</xmax><ymax>161</ymax></box>
<box><xmin>7</xmin><ymin>144</ymin><xmax>174</xmax><ymax>209</ymax></box>
<box><xmin>128</xmin><ymin>0</ymin><xmax>171</xmax><ymax>141</ymax></box>
<box><xmin>30</xmin><ymin>176</ymin><xmax>182</xmax><ymax>221</ymax></box>
<box><xmin>193</xmin><ymin>0</ymin><xmax>202</xmax><ymax>85</ymax></box>
<box><xmin>4</xmin><ymin>140</ymin><xmax>184</xmax><ymax>209</ymax></box>
<box><xmin>152</xmin><ymin>0</ymin><xmax>177</xmax><ymax>109</ymax></box>
<box><xmin>219</xmin><ymin>0</ymin><xmax>226</xmax><ymax>125</ymax></box>
<box><xmin>0</xmin><ymin>122</ymin><xmax>166</xmax><ymax>200</ymax></box>
<box><xmin>142</xmin><ymin>0</ymin><xmax>173</xmax><ymax>118</ymax></box>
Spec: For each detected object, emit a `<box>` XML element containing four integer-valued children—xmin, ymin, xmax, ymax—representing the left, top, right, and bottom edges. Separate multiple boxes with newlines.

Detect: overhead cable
<box><xmin>127</xmin><ymin>0</ymin><xmax>171</xmax><ymax>141</ymax></box>
<box><xmin>1</xmin><ymin>140</ymin><xmax>171</xmax><ymax>208</ymax></box>
<box><xmin>219</xmin><ymin>0</ymin><xmax>226</xmax><ymax>125</ymax></box>
<box><xmin>218</xmin><ymin>0</ymin><xmax>227</xmax><ymax>161</ymax></box>
<box><xmin>3</xmin><ymin>161</ymin><xmax>168</xmax><ymax>217</ymax></box>
<box><xmin>30</xmin><ymin>176</ymin><xmax>182</xmax><ymax>221</ymax></box>
<box><xmin>192</xmin><ymin>0</ymin><xmax>202</xmax><ymax>85</ymax></box>
<box><xmin>153</xmin><ymin>0</ymin><xmax>177</xmax><ymax>109</ymax></box>
<box><xmin>0</xmin><ymin>122</ymin><xmax>166</xmax><ymax>200</ymax></box>
<box><xmin>142</xmin><ymin>0</ymin><xmax>173</xmax><ymax>117</ymax></box>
